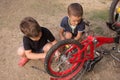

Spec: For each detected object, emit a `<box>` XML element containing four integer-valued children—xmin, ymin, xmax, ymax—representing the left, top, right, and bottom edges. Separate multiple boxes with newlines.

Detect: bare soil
<box><xmin>0</xmin><ymin>0</ymin><xmax>120</xmax><ymax>80</ymax></box>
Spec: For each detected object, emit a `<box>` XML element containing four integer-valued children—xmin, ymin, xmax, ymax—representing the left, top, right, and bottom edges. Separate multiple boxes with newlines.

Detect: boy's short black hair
<box><xmin>68</xmin><ymin>3</ymin><xmax>83</xmax><ymax>17</ymax></box>
<box><xmin>20</xmin><ymin>17</ymin><xmax>41</xmax><ymax>37</ymax></box>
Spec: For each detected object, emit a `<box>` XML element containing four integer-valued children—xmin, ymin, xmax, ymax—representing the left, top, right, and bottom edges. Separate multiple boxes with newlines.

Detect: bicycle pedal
<box><xmin>86</xmin><ymin>56</ymin><xmax>103</xmax><ymax>72</ymax></box>
<box><xmin>102</xmin><ymin>51</ymin><xmax>109</xmax><ymax>55</ymax></box>
<box><xmin>98</xmin><ymin>50</ymin><xmax>109</xmax><ymax>55</ymax></box>
<box><xmin>95</xmin><ymin>51</ymin><xmax>101</xmax><ymax>57</ymax></box>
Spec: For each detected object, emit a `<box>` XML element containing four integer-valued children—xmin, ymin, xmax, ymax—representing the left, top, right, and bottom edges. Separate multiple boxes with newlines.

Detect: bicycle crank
<box><xmin>84</xmin><ymin>56</ymin><xmax>103</xmax><ymax>72</ymax></box>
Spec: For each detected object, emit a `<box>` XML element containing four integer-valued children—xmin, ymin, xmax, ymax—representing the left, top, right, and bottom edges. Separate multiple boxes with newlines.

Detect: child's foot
<box><xmin>18</xmin><ymin>58</ymin><xmax>29</xmax><ymax>67</ymax></box>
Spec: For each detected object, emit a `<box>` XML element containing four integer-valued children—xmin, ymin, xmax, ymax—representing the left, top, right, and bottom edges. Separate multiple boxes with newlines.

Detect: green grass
<box><xmin>88</xmin><ymin>9</ymin><xmax>109</xmax><ymax>21</ymax></box>
<box><xmin>86</xmin><ymin>9</ymin><xmax>109</xmax><ymax>36</ymax></box>
<box><xmin>94</xmin><ymin>26</ymin><xmax>104</xmax><ymax>35</ymax></box>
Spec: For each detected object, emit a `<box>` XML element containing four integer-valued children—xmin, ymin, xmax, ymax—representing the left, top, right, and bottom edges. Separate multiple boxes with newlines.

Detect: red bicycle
<box><xmin>44</xmin><ymin>0</ymin><xmax>120</xmax><ymax>80</ymax></box>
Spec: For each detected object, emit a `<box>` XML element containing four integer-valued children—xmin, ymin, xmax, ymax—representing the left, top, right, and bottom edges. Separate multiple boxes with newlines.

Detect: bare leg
<box><xmin>17</xmin><ymin>46</ymin><xmax>29</xmax><ymax>67</ymax></box>
<box><xmin>17</xmin><ymin>46</ymin><xmax>26</xmax><ymax>58</ymax></box>
<box><xmin>64</xmin><ymin>32</ymin><xmax>72</xmax><ymax>39</ymax></box>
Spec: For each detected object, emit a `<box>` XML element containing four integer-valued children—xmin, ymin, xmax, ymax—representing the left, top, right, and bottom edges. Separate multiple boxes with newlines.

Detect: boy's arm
<box><xmin>51</xmin><ymin>40</ymin><xmax>57</xmax><ymax>45</ymax></box>
<box><xmin>75</xmin><ymin>21</ymin><xmax>85</xmax><ymax>41</ymax></box>
<box><xmin>24</xmin><ymin>40</ymin><xmax>57</xmax><ymax>60</ymax></box>
<box><xmin>25</xmin><ymin>50</ymin><xmax>46</xmax><ymax>59</ymax></box>
<box><xmin>59</xmin><ymin>28</ymin><xmax>65</xmax><ymax>40</ymax></box>
<box><xmin>74</xmin><ymin>32</ymin><xmax>82</xmax><ymax>40</ymax></box>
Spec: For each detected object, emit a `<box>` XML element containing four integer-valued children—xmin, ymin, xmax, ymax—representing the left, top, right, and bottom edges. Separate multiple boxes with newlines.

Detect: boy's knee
<box><xmin>65</xmin><ymin>32</ymin><xmax>72</xmax><ymax>39</ymax></box>
<box><xmin>43</xmin><ymin>43</ymin><xmax>52</xmax><ymax>52</ymax></box>
<box><xmin>17</xmin><ymin>47</ymin><xmax>25</xmax><ymax>56</ymax></box>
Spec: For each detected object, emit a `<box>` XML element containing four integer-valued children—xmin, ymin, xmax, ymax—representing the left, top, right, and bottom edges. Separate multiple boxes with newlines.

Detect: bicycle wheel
<box><xmin>109</xmin><ymin>0</ymin><xmax>120</xmax><ymax>23</ymax></box>
<box><xmin>44</xmin><ymin>39</ymin><xmax>85</xmax><ymax>79</ymax></box>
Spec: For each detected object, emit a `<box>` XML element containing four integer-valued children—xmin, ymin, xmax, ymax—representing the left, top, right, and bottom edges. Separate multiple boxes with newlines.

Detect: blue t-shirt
<box><xmin>60</xmin><ymin>16</ymin><xmax>85</xmax><ymax>36</ymax></box>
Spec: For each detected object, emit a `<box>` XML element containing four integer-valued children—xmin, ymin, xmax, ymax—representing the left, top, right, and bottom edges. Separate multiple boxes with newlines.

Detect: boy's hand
<box><xmin>61</xmin><ymin>36</ymin><xmax>65</xmax><ymax>40</ymax></box>
<box><xmin>25</xmin><ymin>50</ymin><xmax>47</xmax><ymax>59</ymax></box>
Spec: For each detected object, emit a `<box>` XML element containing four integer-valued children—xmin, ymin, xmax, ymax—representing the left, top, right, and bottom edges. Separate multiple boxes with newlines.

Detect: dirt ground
<box><xmin>0</xmin><ymin>0</ymin><xmax>120</xmax><ymax>80</ymax></box>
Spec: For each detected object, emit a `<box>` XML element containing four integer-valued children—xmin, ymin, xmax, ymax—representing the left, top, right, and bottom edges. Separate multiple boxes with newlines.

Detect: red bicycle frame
<box><xmin>67</xmin><ymin>35</ymin><xmax>115</xmax><ymax>65</ymax></box>
<box><xmin>80</xmin><ymin>35</ymin><xmax>114</xmax><ymax>61</ymax></box>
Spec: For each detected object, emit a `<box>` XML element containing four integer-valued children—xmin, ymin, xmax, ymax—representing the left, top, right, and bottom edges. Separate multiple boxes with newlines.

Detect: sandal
<box><xmin>18</xmin><ymin>58</ymin><xmax>29</xmax><ymax>67</ymax></box>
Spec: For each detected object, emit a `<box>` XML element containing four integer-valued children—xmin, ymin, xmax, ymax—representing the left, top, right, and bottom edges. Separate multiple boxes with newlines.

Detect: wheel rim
<box><xmin>47</xmin><ymin>43</ymin><xmax>85</xmax><ymax>77</ymax></box>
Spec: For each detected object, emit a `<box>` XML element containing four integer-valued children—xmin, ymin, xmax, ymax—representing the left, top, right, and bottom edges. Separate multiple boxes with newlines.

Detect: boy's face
<box><xmin>69</xmin><ymin>15</ymin><xmax>82</xmax><ymax>26</ymax></box>
<box><xmin>30</xmin><ymin>32</ymin><xmax>42</xmax><ymax>41</ymax></box>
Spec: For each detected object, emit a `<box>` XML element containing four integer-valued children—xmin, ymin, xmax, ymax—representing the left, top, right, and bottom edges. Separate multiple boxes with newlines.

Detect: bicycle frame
<box><xmin>69</xmin><ymin>35</ymin><xmax>115</xmax><ymax>64</ymax></box>
<box><xmin>81</xmin><ymin>36</ymin><xmax>115</xmax><ymax>60</ymax></box>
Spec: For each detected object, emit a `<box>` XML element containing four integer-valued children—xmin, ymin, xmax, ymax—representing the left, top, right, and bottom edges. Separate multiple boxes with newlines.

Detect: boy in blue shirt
<box><xmin>59</xmin><ymin>3</ymin><xmax>85</xmax><ymax>41</ymax></box>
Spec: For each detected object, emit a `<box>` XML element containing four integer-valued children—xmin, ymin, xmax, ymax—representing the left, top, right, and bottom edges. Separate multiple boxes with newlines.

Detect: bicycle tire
<box><xmin>109</xmin><ymin>0</ymin><xmax>119</xmax><ymax>23</ymax></box>
<box><xmin>44</xmin><ymin>39</ymin><xmax>85</xmax><ymax>79</ymax></box>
